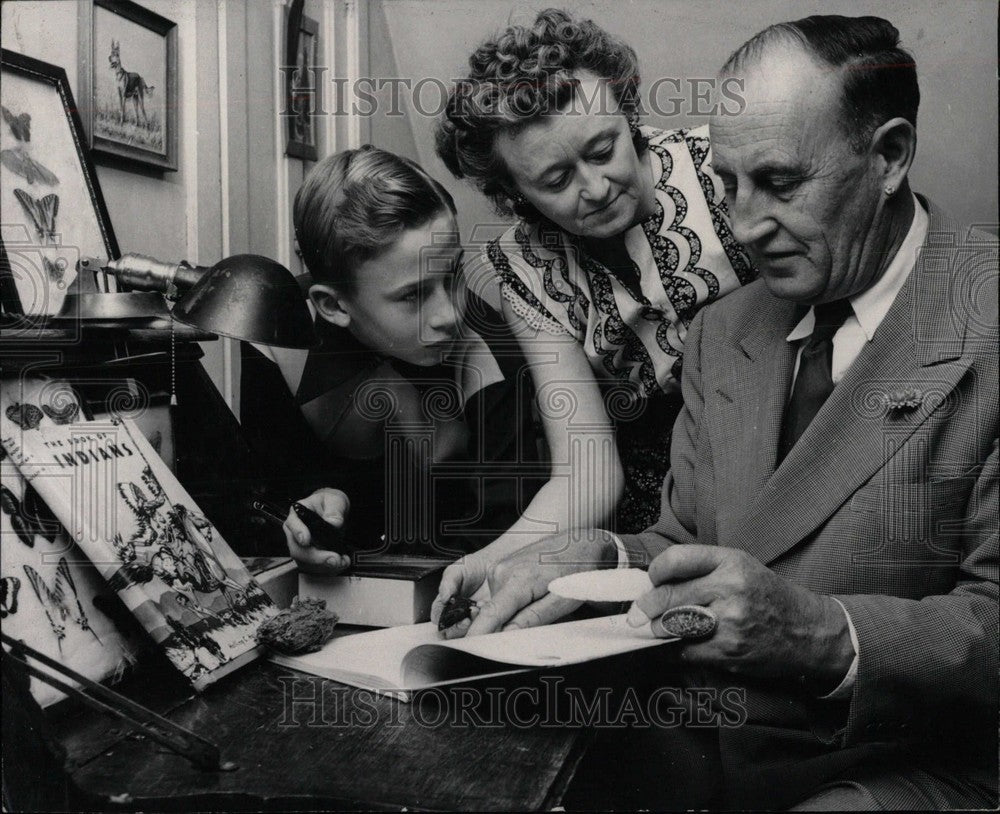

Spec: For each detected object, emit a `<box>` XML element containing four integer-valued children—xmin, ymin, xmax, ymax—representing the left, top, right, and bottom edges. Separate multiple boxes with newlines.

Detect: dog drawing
<box><xmin>108</xmin><ymin>40</ymin><xmax>155</xmax><ymax>127</ymax></box>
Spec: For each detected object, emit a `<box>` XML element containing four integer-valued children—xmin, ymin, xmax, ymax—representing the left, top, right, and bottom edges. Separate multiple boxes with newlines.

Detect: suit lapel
<box><xmin>732</xmin><ymin>235</ymin><xmax>970</xmax><ymax>566</ymax></box>
<box><xmin>710</xmin><ymin>293</ymin><xmax>800</xmax><ymax>543</ymax></box>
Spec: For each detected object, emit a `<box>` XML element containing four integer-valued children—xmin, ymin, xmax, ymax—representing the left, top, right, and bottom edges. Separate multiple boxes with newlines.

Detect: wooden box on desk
<box><xmin>243</xmin><ymin>556</ymin><xmax>298</xmax><ymax>608</ymax></box>
<box><xmin>298</xmin><ymin>554</ymin><xmax>451</xmax><ymax>627</ymax></box>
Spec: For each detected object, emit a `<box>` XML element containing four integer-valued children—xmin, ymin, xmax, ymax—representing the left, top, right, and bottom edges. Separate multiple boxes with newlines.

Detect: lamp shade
<box><xmin>173</xmin><ymin>254</ymin><xmax>317</xmax><ymax>348</ymax></box>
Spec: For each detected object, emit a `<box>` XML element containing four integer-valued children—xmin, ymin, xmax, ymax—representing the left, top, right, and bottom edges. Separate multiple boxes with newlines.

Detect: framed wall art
<box><xmin>284</xmin><ymin>0</ymin><xmax>320</xmax><ymax>161</ymax></box>
<box><xmin>0</xmin><ymin>49</ymin><xmax>120</xmax><ymax>317</ymax></box>
<box><xmin>78</xmin><ymin>0</ymin><xmax>178</xmax><ymax>172</ymax></box>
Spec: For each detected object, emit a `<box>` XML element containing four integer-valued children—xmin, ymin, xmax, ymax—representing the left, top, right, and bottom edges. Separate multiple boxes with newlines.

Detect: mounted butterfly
<box><xmin>1</xmin><ymin>49</ymin><xmax>119</xmax><ymax>316</ymax></box>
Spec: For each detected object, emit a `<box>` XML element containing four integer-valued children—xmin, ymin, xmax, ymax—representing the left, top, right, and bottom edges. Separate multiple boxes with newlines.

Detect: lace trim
<box><xmin>500</xmin><ymin>283</ymin><xmax>570</xmax><ymax>336</ymax></box>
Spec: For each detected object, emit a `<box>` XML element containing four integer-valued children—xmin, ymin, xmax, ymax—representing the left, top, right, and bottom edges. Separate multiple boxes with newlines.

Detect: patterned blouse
<box><xmin>486</xmin><ymin>125</ymin><xmax>756</xmax><ymax>398</ymax></box>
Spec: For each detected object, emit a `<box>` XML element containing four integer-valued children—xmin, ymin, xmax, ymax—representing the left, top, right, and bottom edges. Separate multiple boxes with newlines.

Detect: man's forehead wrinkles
<box><xmin>713</xmin><ymin>118</ymin><xmax>799</xmax><ymax>162</ymax></box>
<box><xmin>713</xmin><ymin>87</ymin><xmax>824</xmax><ymax>172</ymax></box>
<box><xmin>740</xmin><ymin>97</ymin><xmax>799</xmax><ymax>118</ymax></box>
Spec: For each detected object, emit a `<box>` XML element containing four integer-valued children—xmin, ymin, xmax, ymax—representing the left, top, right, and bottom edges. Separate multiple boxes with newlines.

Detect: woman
<box><xmin>276</xmin><ymin>146</ymin><xmax>544</xmax><ymax>570</ymax></box>
<box><xmin>432</xmin><ymin>8</ymin><xmax>755</xmax><ymax>624</ymax></box>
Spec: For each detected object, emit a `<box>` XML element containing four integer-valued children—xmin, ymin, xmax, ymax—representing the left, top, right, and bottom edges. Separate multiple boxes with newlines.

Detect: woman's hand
<box><xmin>465</xmin><ymin>529</ymin><xmax>618</xmax><ymax>637</ymax></box>
<box><xmin>431</xmin><ymin>551</ymin><xmax>494</xmax><ymax>639</ymax></box>
<box><xmin>282</xmin><ymin>488</ymin><xmax>352</xmax><ymax>575</ymax></box>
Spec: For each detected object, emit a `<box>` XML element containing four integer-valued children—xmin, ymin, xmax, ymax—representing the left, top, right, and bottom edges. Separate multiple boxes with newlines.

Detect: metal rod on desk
<box><xmin>1</xmin><ymin>633</ymin><xmax>235</xmax><ymax>772</ymax></box>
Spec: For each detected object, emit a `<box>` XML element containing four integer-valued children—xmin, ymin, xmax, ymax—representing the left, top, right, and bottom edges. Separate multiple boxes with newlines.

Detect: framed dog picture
<box><xmin>284</xmin><ymin>0</ymin><xmax>320</xmax><ymax>161</ymax></box>
<box><xmin>77</xmin><ymin>0</ymin><xmax>178</xmax><ymax>172</ymax></box>
<box><xmin>0</xmin><ymin>49</ymin><xmax>120</xmax><ymax>317</ymax></box>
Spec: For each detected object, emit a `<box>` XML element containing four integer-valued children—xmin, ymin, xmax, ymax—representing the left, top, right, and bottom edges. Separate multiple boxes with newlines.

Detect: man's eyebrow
<box><xmin>749</xmin><ymin>161</ymin><xmax>803</xmax><ymax>177</ymax></box>
<box><xmin>712</xmin><ymin>160</ymin><xmax>734</xmax><ymax>177</ymax></box>
<box><xmin>531</xmin><ymin>126</ymin><xmax>619</xmax><ymax>183</ymax></box>
<box><xmin>713</xmin><ymin>157</ymin><xmax>803</xmax><ymax>179</ymax></box>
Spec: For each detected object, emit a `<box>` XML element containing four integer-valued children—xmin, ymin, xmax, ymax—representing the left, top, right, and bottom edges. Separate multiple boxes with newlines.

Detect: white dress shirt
<box><xmin>785</xmin><ymin>194</ymin><xmax>929</xmax><ymax>699</ymax></box>
<box><xmin>786</xmin><ymin>196</ymin><xmax>930</xmax><ymax>386</ymax></box>
<box><xmin>610</xmin><ymin>196</ymin><xmax>930</xmax><ymax>700</ymax></box>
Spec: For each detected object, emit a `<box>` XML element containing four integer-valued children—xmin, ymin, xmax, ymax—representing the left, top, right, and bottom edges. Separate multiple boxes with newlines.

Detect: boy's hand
<box><xmin>283</xmin><ymin>488</ymin><xmax>351</xmax><ymax>575</ymax></box>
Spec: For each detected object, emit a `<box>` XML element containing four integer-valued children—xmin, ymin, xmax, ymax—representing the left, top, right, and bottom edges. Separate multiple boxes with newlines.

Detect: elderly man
<box><xmin>440</xmin><ymin>15</ymin><xmax>998</xmax><ymax>809</ymax></box>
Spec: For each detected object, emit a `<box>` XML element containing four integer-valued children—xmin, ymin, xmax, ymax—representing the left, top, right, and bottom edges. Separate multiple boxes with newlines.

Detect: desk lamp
<box><xmin>99</xmin><ymin>253</ymin><xmax>316</xmax><ymax>410</ymax></box>
<box><xmin>172</xmin><ymin>254</ymin><xmax>316</xmax><ymax>349</ymax></box>
<box><xmin>100</xmin><ymin>252</ymin><xmax>316</xmax><ymax>349</ymax></box>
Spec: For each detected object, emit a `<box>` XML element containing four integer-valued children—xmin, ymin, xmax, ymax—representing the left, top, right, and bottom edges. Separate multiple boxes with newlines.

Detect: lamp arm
<box><xmin>104</xmin><ymin>253</ymin><xmax>210</xmax><ymax>296</ymax></box>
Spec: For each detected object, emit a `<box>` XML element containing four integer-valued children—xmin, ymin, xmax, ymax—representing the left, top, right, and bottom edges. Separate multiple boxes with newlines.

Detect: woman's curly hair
<box><xmin>435</xmin><ymin>8</ymin><xmax>645</xmax><ymax>221</ymax></box>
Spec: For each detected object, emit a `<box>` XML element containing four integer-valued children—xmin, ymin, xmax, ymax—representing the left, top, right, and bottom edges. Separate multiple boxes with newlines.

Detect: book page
<box><xmin>273</xmin><ymin>621</ymin><xmax>440</xmax><ymax>691</ymax></box>
<box><xmin>273</xmin><ymin>614</ymin><xmax>676</xmax><ymax>697</ymax></box>
<box><xmin>425</xmin><ymin>613</ymin><xmax>671</xmax><ymax>668</ymax></box>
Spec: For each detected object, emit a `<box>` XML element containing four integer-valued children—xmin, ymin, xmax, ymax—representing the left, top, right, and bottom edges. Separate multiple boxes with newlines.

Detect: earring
<box><xmin>884</xmin><ymin>185</ymin><xmax>895</xmax><ymax>196</ymax></box>
<box><xmin>511</xmin><ymin>191</ymin><xmax>528</xmax><ymax>209</ymax></box>
<box><xmin>626</xmin><ymin>108</ymin><xmax>640</xmax><ymax>137</ymax></box>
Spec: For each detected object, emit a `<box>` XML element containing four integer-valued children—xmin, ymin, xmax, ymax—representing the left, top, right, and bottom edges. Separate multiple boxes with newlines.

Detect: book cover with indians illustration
<box><xmin>1</xmin><ymin>398</ymin><xmax>277</xmax><ymax>689</ymax></box>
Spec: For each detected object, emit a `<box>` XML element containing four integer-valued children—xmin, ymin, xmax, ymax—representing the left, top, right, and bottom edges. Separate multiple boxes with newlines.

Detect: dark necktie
<box><xmin>778</xmin><ymin>299</ymin><xmax>854</xmax><ymax>463</ymax></box>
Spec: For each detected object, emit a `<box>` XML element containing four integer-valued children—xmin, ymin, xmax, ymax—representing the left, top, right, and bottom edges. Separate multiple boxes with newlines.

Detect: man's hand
<box><xmin>283</xmin><ymin>488</ymin><xmax>351</xmax><ymax>575</ymax></box>
<box><xmin>446</xmin><ymin>528</ymin><xmax>619</xmax><ymax>638</ymax></box>
<box><xmin>628</xmin><ymin>545</ymin><xmax>853</xmax><ymax>688</ymax></box>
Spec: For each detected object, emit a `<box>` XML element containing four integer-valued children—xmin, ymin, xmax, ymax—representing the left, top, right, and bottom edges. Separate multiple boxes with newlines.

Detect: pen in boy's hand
<box><xmin>292</xmin><ymin>501</ymin><xmax>356</xmax><ymax>558</ymax></box>
<box><xmin>251</xmin><ymin>499</ymin><xmax>355</xmax><ymax>562</ymax></box>
<box><xmin>251</xmin><ymin>500</ymin><xmax>287</xmax><ymax>526</ymax></box>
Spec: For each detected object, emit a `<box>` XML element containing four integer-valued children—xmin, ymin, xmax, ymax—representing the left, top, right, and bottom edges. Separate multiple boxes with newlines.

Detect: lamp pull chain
<box><xmin>169</xmin><ymin>311</ymin><xmax>178</xmax><ymax>407</ymax></box>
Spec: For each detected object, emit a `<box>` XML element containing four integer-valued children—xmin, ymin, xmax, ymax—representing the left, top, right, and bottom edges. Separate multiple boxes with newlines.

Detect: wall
<box><xmin>2</xmin><ymin>0</ymin><xmax>355</xmax><ymax>413</ymax></box>
<box><xmin>6</xmin><ymin>1</ymin><xmax>994</xmax><ymax>407</ymax></box>
<box><xmin>369</xmin><ymin>0</ymin><xmax>999</xmax><ymax>243</ymax></box>
<box><xmin>3</xmin><ymin>0</ymin><xmax>200</xmax><ymax>311</ymax></box>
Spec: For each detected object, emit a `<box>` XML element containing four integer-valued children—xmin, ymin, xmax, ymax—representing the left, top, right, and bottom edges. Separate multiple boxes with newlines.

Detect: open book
<box><xmin>270</xmin><ymin>613</ymin><xmax>676</xmax><ymax>701</ymax></box>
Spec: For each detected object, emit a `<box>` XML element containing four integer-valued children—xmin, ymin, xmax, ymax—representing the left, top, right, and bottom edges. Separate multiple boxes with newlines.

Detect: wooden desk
<box><xmin>56</xmin><ymin>654</ymin><xmax>593</xmax><ymax>811</ymax></box>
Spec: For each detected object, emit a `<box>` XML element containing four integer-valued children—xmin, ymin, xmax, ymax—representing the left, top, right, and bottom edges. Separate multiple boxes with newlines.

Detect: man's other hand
<box><xmin>629</xmin><ymin>545</ymin><xmax>853</xmax><ymax>688</ymax></box>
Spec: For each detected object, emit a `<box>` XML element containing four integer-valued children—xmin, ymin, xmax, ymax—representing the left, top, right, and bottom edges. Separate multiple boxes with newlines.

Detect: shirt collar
<box><xmin>786</xmin><ymin>194</ymin><xmax>929</xmax><ymax>343</ymax></box>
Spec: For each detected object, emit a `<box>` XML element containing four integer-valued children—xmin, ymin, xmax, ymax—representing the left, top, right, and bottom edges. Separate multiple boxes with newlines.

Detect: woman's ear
<box><xmin>871</xmin><ymin>116</ymin><xmax>917</xmax><ymax>195</ymax></box>
<box><xmin>309</xmin><ymin>283</ymin><xmax>352</xmax><ymax>328</ymax></box>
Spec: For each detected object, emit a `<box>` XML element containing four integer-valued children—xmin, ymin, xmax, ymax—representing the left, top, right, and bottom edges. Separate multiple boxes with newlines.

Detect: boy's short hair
<box><xmin>294</xmin><ymin>145</ymin><xmax>457</xmax><ymax>288</ymax></box>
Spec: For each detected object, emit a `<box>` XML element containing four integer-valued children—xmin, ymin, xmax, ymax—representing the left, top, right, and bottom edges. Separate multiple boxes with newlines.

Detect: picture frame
<box><xmin>284</xmin><ymin>0</ymin><xmax>320</xmax><ymax>161</ymax></box>
<box><xmin>77</xmin><ymin>0</ymin><xmax>178</xmax><ymax>173</ymax></box>
<box><xmin>0</xmin><ymin>49</ymin><xmax>120</xmax><ymax>317</ymax></box>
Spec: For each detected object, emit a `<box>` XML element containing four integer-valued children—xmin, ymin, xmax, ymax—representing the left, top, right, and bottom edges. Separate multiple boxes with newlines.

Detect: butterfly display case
<box><xmin>1</xmin><ymin>48</ymin><xmax>120</xmax><ymax>318</ymax></box>
<box><xmin>1</xmin><ymin>44</ymin><xmax>283</xmax><ymax>708</ymax></box>
<box><xmin>0</xmin><ymin>44</ymin><xmax>262</xmax><ymax>526</ymax></box>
